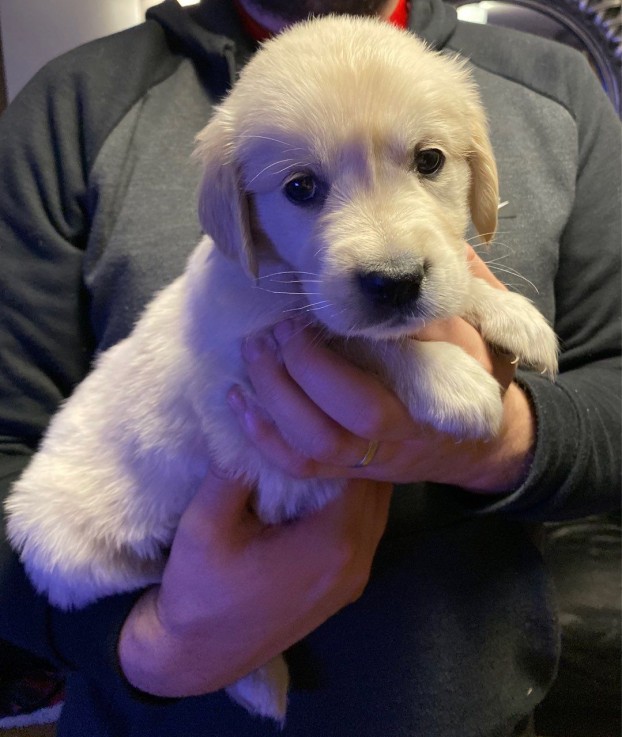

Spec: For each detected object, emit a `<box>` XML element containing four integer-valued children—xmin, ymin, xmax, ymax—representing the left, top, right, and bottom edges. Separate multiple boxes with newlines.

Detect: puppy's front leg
<box><xmin>389</xmin><ymin>340</ymin><xmax>505</xmax><ymax>441</ymax></box>
<box><xmin>463</xmin><ymin>278</ymin><xmax>558</xmax><ymax>377</ymax></box>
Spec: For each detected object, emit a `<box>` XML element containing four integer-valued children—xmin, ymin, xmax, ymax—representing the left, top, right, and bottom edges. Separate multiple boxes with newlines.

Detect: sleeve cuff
<box><xmin>457</xmin><ymin>370</ymin><xmax>583</xmax><ymax>520</ymax></box>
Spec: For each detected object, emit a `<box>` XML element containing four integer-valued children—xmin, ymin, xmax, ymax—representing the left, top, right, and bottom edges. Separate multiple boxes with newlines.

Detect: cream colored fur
<box><xmin>4</xmin><ymin>16</ymin><xmax>558</xmax><ymax>722</ymax></box>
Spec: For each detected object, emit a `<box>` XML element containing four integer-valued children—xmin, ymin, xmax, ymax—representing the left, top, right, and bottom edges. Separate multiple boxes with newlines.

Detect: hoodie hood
<box><xmin>409</xmin><ymin>0</ymin><xmax>458</xmax><ymax>47</ymax></box>
<box><xmin>147</xmin><ymin>0</ymin><xmax>458</xmax><ymax>89</ymax></box>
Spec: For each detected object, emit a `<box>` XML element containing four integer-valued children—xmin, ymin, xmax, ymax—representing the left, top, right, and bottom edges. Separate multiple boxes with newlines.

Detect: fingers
<box><xmin>271</xmin><ymin>320</ymin><xmax>414</xmax><ymax>441</ymax></box>
<box><xmin>229</xmin><ymin>322</ymin><xmax>414</xmax><ymax>475</ymax></box>
<box><xmin>237</xmin><ymin>332</ymin><xmax>365</xmax><ymax>467</ymax></box>
<box><xmin>228</xmin><ymin>380</ymin><xmax>396</xmax><ymax>479</ymax></box>
<box><xmin>228</xmin><ymin>384</ymin><xmax>354</xmax><ymax>477</ymax></box>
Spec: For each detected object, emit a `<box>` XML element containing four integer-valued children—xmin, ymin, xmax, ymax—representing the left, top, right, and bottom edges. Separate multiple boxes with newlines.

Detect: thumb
<box><xmin>178</xmin><ymin>463</ymin><xmax>255</xmax><ymax>540</ymax></box>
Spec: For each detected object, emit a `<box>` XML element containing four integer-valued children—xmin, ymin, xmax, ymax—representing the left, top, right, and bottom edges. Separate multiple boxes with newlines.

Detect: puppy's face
<box><xmin>245</xmin><ymin>129</ymin><xmax>474</xmax><ymax>338</ymax></box>
<box><xmin>196</xmin><ymin>16</ymin><xmax>499</xmax><ymax>339</ymax></box>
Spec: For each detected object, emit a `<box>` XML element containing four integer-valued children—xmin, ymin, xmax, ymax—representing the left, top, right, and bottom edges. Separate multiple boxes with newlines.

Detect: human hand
<box><xmin>118</xmin><ymin>468</ymin><xmax>391</xmax><ymax>697</ymax></box>
<box><xmin>228</xmin><ymin>245</ymin><xmax>536</xmax><ymax>493</ymax></box>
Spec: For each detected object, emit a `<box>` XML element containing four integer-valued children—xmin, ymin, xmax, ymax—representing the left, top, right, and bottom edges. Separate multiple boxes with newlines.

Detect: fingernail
<box><xmin>228</xmin><ymin>387</ymin><xmax>271</xmax><ymax>436</ymax></box>
<box><xmin>242</xmin><ymin>331</ymin><xmax>277</xmax><ymax>362</ymax></box>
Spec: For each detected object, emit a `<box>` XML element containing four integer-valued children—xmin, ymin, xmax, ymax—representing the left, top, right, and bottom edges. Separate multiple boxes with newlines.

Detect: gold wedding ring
<box><xmin>353</xmin><ymin>439</ymin><xmax>380</xmax><ymax>468</ymax></box>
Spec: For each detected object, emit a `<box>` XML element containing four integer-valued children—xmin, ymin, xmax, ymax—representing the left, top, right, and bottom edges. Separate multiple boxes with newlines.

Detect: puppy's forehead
<box><xmin>230</xmin><ymin>17</ymin><xmax>477</xmax><ymax>166</ymax></box>
<box><xmin>239</xmin><ymin>130</ymin><xmax>378</xmax><ymax>191</ymax></box>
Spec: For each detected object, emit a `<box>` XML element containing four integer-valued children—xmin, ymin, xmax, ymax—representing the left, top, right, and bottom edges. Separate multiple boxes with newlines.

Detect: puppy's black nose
<box><xmin>358</xmin><ymin>265</ymin><xmax>426</xmax><ymax>311</ymax></box>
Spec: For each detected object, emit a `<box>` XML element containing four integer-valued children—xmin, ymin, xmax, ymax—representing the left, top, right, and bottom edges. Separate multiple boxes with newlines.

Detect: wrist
<box><xmin>118</xmin><ymin>587</ymin><xmax>171</xmax><ymax>695</ymax></box>
<box><xmin>118</xmin><ymin>585</ymin><xmax>265</xmax><ymax>698</ymax></box>
<box><xmin>118</xmin><ymin>586</ymin><xmax>215</xmax><ymax>697</ymax></box>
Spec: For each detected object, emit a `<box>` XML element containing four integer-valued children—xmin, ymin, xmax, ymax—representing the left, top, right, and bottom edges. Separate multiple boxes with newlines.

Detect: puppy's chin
<box><xmin>307</xmin><ymin>300</ymin><xmax>441</xmax><ymax>341</ymax></box>
<box><xmin>350</xmin><ymin>318</ymin><xmax>428</xmax><ymax>341</ymax></box>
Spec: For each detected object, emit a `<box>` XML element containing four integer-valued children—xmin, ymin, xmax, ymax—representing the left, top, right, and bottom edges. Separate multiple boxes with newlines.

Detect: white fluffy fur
<box><xmin>5</xmin><ymin>16</ymin><xmax>558</xmax><ymax>721</ymax></box>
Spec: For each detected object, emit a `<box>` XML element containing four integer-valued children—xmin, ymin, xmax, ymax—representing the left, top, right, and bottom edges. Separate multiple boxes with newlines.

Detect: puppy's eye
<box><xmin>284</xmin><ymin>174</ymin><xmax>320</xmax><ymax>205</ymax></box>
<box><xmin>414</xmin><ymin>148</ymin><xmax>445</xmax><ymax>176</ymax></box>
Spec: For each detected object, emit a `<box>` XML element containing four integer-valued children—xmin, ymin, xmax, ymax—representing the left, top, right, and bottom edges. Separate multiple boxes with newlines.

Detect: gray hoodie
<box><xmin>0</xmin><ymin>1</ymin><xmax>619</xmax><ymax>735</ymax></box>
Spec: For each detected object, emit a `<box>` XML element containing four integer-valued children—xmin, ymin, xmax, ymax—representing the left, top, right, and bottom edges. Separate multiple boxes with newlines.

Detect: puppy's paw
<box><xmin>505</xmin><ymin>313</ymin><xmax>558</xmax><ymax>379</ymax></box>
<box><xmin>467</xmin><ymin>280</ymin><xmax>558</xmax><ymax>378</ymax></box>
<box><xmin>226</xmin><ymin>654</ymin><xmax>289</xmax><ymax>723</ymax></box>
<box><xmin>405</xmin><ymin>342</ymin><xmax>504</xmax><ymax>441</ymax></box>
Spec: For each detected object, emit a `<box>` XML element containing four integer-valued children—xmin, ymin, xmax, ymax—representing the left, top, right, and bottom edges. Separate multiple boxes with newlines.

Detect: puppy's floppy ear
<box><xmin>193</xmin><ymin>113</ymin><xmax>257</xmax><ymax>278</ymax></box>
<box><xmin>468</xmin><ymin>105</ymin><xmax>499</xmax><ymax>244</ymax></box>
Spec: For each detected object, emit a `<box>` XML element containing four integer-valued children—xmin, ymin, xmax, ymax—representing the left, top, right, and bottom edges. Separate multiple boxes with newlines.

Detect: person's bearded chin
<box><xmin>244</xmin><ymin>0</ymin><xmax>392</xmax><ymax>23</ymax></box>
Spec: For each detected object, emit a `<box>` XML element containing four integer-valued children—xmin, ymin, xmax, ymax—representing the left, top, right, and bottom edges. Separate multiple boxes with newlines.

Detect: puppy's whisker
<box><xmin>293</xmin><ymin>299</ymin><xmax>329</xmax><ymax>308</ymax></box>
<box><xmin>255</xmin><ymin>282</ymin><xmax>305</xmax><ymax>294</ymax></box>
<box><xmin>236</xmin><ymin>134</ymin><xmax>294</xmax><ymax>147</ymax></box>
<box><xmin>257</xmin><ymin>287</ymin><xmax>322</xmax><ymax>296</ymax></box>
<box><xmin>466</xmin><ymin>231</ymin><xmax>498</xmax><ymax>244</ymax></box>
<box><xmin>282</xmin><ymin>317</ymin><xmax>317</xmax><ymax>342</ymax></box>
<box><xmin>484</xmin><ymin>254</ymin><xmax>514</xmax><ymax>265</ymax></box>
<box><xmin>485</xmin><ymin>264</ymin><xmax>539</xmax><ymax>294</ymax></box>
<box><xmin>246</xmin><ymin>159</ymin><xmax>309</xmax><ymax>186</ymax></box>
<box><xmin>266</xmin><ymin>161</ymin><xmax>313</xmax><ymax>177</ymax></box>
<box><xmin>326</xmin><ymin>306</ymin><xmax>350</xmax><ymax>330</ymax></box>
<box><xmin>257</xmin><ymin>270</ymin><xmax>321</xmax><ymax>279</ymax></box>
<box><xmin>309</xmin><ymin>326</ymin><xmax>330</xmax><ymax>351</ymax></box>
<box><xmin>268</xmin><ymin>278</ymin><xmax>323</xmax><ymax>284</ymax></box>
<box><xmin>466</xmin><ymin>231</ymin><xmax>510</xmax><ymax>246</ymax></box>
<box><xmin>282</xmin><ymin>300</ymin><xmax>331</xmax><ymax>314</ymax></box>
<box><xmin>307</xmin><ymin>302</ymin><xmax>333</xmax><ymax>311</ymax></box>
<box><xmin>477</xmin><ymin>244</ymin><xmax>514</xmax><ymax>258</ymax></box>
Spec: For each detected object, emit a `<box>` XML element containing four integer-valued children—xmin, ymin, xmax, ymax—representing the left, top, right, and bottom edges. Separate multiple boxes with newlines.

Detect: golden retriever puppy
<box><xmin>5</xmin><ymin>15</ymin><xmax>558</xmax><ymax>721</ymax></box>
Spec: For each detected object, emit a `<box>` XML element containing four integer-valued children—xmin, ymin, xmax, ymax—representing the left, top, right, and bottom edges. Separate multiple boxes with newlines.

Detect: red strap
<box><xmin>234</xmin><ymin>0</ymin><xmax>411</xmax><ymax>42</ymax></box>
<box><xmin>388</xmin><ymin>0</ymin><xmax>410</xmax><ymax>29</ymax></box>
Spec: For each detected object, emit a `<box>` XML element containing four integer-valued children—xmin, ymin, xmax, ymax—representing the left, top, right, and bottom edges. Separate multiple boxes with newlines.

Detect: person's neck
<box><xmin>234</xmin><ymin>0</ymin><xmax>403</xmax><ymax>38</ymax></box>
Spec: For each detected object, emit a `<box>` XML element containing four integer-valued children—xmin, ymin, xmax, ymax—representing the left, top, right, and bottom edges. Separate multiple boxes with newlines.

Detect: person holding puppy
<box><xmin>0</xmin><ymin>1</ymin><xmax>619</xmax><ymax>736</ymax></box>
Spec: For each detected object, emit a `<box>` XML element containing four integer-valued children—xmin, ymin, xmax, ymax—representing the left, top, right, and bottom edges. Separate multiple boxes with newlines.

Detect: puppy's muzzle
<box><xmin>357</xmin><ymin>262</ymin><xmax>427</xmax><ymax>315</ymax></box>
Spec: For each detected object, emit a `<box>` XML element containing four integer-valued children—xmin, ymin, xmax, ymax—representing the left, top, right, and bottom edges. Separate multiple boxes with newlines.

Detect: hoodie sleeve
<box><xmin>471</xmin><ymin>52</ymin><xmax>621</xmax><ymax>521</ymax></box>
<box><xmin>0</xmin><ymin>22</ymin><xmax>179</xmax><ymax>687</ymax></box>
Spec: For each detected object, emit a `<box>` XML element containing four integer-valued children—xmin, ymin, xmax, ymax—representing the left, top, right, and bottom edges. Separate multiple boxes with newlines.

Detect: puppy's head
<box><xmin>195</xmin><ymin>16</ymin><xmax>498</xmax><ymax>337</ymax></box>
